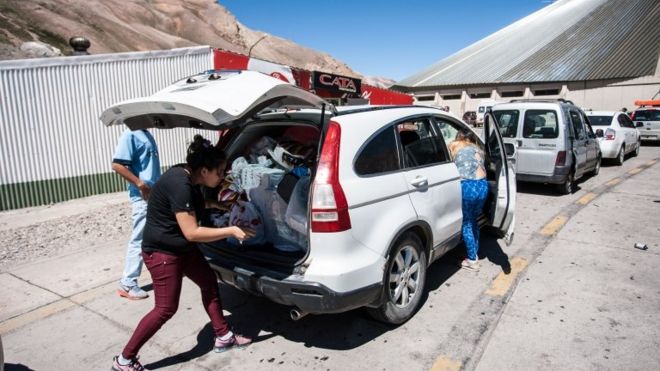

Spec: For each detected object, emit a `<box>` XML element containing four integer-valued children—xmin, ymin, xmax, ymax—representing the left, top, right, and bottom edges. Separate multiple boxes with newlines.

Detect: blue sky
<box><xmin>219</xmin><ymin>1</ymin><xmax>551</xmax><ymax>81</ymax></box>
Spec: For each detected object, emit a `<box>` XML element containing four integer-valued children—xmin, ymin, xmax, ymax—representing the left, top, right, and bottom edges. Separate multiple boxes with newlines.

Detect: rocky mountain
<box><xmin>0</xmin><ymin>0</ymin><xmax>373</xmax><ymax>81</ymax></box>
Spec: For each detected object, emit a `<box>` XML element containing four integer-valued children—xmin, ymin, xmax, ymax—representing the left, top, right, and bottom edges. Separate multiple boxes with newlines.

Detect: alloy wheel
<box><xmin>388</xmin><ymin>245</ymin><xmax>421</xmax><ymax>308</ymax></box>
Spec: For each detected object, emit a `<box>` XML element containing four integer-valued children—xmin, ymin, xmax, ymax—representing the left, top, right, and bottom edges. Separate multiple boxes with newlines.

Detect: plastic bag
<box><xmin>226</xmin><ymin>200</ymin><xmax>266</xmax><ymax>246</ymax></box>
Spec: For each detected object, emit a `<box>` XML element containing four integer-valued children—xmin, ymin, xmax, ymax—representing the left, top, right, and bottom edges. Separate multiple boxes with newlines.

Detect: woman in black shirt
<box><xmin>112</xmin><ymin>135</ymin><xmax>255</xmax><ymax>371</ymax></box>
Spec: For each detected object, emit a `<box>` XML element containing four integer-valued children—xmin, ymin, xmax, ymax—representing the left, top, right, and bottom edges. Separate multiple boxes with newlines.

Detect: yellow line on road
<box><xmin>647</xmin><ymin>160</ymin><xmax>657</xmax><ymax>166</ymax></box>
<box><xmin>0</xmin><ymin>299</ymin><xmax>74</xmax><ymax>335</ymax></box>
<box><xmin>485</xmin><ymin>257</ymin><xmax>529</xmax><ymax>297</ymax></box>
<box><xmin>576</xmin><ymin>192</ymin><xmax>597</xmax><ymax>205</ymax></box>
<box><xmin>606</xmin><ymin>178</ymin><xmax>622</xmax><ymax>186</ymax></box>
<box><xmin>628</xmin><ymin>168</ymin><xmax>642</xmax><ymax>175</ymax></box>
<box><xmin>430</xmin><ymin>357</ymin><xmax>462</xmax><ymax>371</ymax></box>
<box><xmin>539</xmin><ymin>215</ymin><xmax>568</xmax><ymax>236</ymax></box>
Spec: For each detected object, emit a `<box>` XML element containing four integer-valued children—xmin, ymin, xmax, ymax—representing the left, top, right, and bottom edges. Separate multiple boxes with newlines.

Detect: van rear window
<box><xmin>523</xmin><ymin>110</ymin><xmax>558</xmax><ymax>139</ymax></box>
<box><xmin>587</xmin><ymin>115</ymin><xmax>613</xmax><ymax>126</ymax></box>
<box><xmin>494</xmin><ymin>110</ymin><xmax>519</xmax><ymax>138</ymax></box>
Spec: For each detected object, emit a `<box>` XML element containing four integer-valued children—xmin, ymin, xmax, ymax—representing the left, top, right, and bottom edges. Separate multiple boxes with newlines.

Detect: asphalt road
<box><xmin>1</xmin><ymin>145</ymin><xmax>659</xmax><ymax>371</ymax></box>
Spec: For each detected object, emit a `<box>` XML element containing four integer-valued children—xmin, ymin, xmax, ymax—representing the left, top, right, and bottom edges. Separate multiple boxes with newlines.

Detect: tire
<box><xmin>633</xmin><ymin>141</ymin><xmax>640</xmax><ymax>157</ymax></box>
<box><xmin>368</xmin><ymin>233</ymin><xmax>427</xmax><ymax>325</ymax></box>
<box><xmin>591</xmin><ymin>156</ymin><xmax>601</xmax><ymax>176</ymax></box>
<box><xmin>558</xmin><ymin>171</ymin><xmax>574</xmax><ymax>195</ymax></box>
<box><xmin>614</xmin><ymin>146</ymin><xmax>625</xmax><ymax>166</ymax></box>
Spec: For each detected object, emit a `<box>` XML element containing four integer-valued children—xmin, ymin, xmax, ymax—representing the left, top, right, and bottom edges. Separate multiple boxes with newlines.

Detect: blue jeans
<box><xmin>121</xmin><ymin>196</ymin><xmax>147</xmax><ymax>288</ymax></box>
<box><xmin>461</xmin><ymin>179</ymin><xmax>488</xmax><ymax>261</ymax></box>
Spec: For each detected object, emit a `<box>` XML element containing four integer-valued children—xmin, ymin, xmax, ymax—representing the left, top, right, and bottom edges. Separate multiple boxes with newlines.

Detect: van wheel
<box><xmin>558</xmin><ymin>171</ymin><xmax>574</xmax><ymax>195</ymax></box>
<box><xmin>615</xmin><ymin>146</ymin><xmax>625</xmax><ymax>166</ymax></box>
<box><xmin>368</xmin><ymin>233</ymin><xmax>426</xmax><ymax>325</ymax></box>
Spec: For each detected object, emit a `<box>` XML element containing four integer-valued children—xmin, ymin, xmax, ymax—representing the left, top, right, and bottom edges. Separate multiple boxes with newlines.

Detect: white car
<box><xmin>101</xmin><ymin>70</ymin><xmax>516</xmax><ymax>324</ymax></box>
<box><xmin>587</xmin><ymin>111</ymin><xmax>640</xmax><ymax>165</ymax></box>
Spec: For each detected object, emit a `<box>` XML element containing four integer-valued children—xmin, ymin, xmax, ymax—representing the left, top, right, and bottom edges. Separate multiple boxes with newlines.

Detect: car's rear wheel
<box><xmin>558</xmin><ymin>171</ymin><xmax>575</xmax><ymax>195</ymax></box>
<box><xmin>633</xmin><ymin>141</ymin><xmax>640</xmax><ymax>157</ymax></box>
<box><xmin>368</xmin><ymin>233</ymin><xmax>426</xmax><ymax>325</ymax></box>
<box><xmin>615</xmin><ymin>146</ymin><xmax>625</xmax><ymax>165</ymax></box>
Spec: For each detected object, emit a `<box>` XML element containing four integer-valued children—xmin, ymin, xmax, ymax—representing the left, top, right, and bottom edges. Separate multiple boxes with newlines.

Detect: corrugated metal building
<box><xmin>395</xmin><ymin>0</ymin><xmax>660</xmax><ymax>115</ymax></box>
<box><xmin>0</xmin><ymin>46</ymin><xmax>214</xmax><ymax>210</ymax></box>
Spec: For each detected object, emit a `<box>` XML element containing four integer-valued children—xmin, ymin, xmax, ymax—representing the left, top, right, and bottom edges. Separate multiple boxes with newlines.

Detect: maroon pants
<box><xmin>122</xmin><ymin>248</ymin><xmax>229</xmax><ymax>359</ymax></box>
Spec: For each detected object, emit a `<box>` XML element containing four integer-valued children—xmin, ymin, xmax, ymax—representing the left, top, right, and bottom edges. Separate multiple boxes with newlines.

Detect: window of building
<box><xmin>469</xmin><ymin>92</ymin><xmax>491</xmax><ymax>99</ymax></box>
<box><xmin>441</xmin><ymin>94</ymin><xmax>462</xmax><ymax>100</ymax></box>
<box><xmin>533</xmin><ymin>88</ymin><xmax>560</xmax><ymax>96</ymax></box>
<box><xmin>416</xmin><ymin>95</ymin><xmax>435</xmax><ymax>102</ymax></box>
<box><xmin>500</xmin><ymin>91</ymin><xmax>524</xmax><ymax>98</ymax></box>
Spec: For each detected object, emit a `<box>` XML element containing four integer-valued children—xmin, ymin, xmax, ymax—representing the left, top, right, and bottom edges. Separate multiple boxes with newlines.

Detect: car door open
<box><xmin>484</xmin><ymin>111</ymin><xmax>516</xmax><ymax>242</ymax></box>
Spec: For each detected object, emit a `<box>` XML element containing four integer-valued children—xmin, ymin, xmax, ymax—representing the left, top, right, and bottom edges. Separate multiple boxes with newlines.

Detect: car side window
<box><xmin>396</xmin><ymin>118</ymin><xmax>448</xmax><ymax>168</ymax></box>
<box><xmin>569</xmin><ymin>110</ymin><xmax>586</xmax><ymax>139</ymax></box>
<box><xmin>354</xmin><ymin>126</ymin><xmax>400</xmax><ymax>176</ymax></box>
<box><xmin>618</xmin><ymin>114</ymin><xmax>633</xmax><ymax>128</ymax></box>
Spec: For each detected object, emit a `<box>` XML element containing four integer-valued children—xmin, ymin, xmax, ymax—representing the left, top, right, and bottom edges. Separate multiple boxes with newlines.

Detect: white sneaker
<box><xmin>460</xmin><ymin>259</ymin><xmax>480</xmax><ymax>272</ymax></box>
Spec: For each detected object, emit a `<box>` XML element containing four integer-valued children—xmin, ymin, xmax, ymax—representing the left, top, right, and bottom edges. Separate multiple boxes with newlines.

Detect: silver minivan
<box><xmin>492</xmin><ymin>100</ymin><xmax>601</xmax><ymax>194</ymax></box>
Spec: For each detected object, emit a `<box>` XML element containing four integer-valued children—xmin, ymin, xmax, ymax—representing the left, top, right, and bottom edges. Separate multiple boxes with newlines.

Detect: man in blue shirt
<box><xmin>112</xmin><ymin>129</ymin><xmax>161</xmax><ymax>300</ymax></box>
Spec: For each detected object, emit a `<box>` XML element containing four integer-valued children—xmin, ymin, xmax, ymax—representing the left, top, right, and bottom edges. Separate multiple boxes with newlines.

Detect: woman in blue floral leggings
<box><xmin>449</xmin><ymin>130</ymin><xmax>488</xmax><ymax>271</ymax></box>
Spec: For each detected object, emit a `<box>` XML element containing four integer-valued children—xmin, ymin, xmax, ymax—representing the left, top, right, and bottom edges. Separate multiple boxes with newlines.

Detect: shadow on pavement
<box><xmin>479</xmin><ymin>236</ymin><xmax>512</xmax><ymax>274</ymax></box>
<box><xmin>5</xmin><ymin>364</ymin><xmax>37</xmax><ymax>371</ymax></box>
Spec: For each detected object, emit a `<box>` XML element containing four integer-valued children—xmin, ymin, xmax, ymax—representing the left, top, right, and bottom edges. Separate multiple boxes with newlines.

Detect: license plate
<box><xmin>641</xmin><ymin>135</ymin><xmax>657</xmax><ymax>139</ymax></box>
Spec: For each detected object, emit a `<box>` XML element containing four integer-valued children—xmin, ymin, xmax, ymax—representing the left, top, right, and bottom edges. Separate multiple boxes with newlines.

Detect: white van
<box><xmin>476</xmin><ymin>99</ymin><xmax>502</xmax><ymax>127</ymax></box>
<box><xmin>101</xmin><ymin>70</ymin><xmax>516</xmax><ymax>324</ymax></box>
<box><xmin>492</xmin><ymin>99</ymin><xmax>601</xmax><ymax>194</ymax></box>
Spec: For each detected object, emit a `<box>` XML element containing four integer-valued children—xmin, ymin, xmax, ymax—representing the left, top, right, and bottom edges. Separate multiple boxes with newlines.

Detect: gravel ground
<box><xmin>0</xmin><ymin>195</ymin><xmax>131</xmax><ymax>271</ymax></box>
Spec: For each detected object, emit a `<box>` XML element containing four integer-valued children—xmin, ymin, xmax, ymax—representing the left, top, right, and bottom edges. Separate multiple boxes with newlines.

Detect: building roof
<box><xmin>396</xmin><ymin>0</ymin><xmax>660</xmax><ymax>89</ymax></box>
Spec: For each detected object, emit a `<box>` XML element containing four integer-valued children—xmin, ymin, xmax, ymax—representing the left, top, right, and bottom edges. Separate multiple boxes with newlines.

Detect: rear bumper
<box><xmin>516</xmin><ymin>165</ymin><xmax>570</xmax><ymax>184</ymax></box>
<box><xmin>640</xmin><ymin>131</ymin><xmax>660</xmax><ymax>142</ymax></box>
<box><xmin>199</xmin><ymin>246</ymin><xmax>383</xmax><ymax>314</ymax></box>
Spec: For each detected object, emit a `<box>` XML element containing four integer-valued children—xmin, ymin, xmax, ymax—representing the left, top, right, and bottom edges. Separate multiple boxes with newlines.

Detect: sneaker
<box><xmin>111</xmin><ymin>355</ymin><xmax>148</xmax><ymax>371</ymax></box>
<box><xmin>117</xmin><ymin>284</ymin><xmax>149</xmax><ymax>300</ymax></box>
<box><xmin>461</xmin><ymin>259</ymin><xmax>480</xmax><ymax>272</ymax></box>
<box><xmin>213</xmin><ymin>333</ymin><xmax>252</xmax><ymax>353</ymax></box>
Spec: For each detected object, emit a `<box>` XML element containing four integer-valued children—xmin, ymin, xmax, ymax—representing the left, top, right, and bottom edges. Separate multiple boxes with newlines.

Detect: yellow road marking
<box><xmin>576</xmin><ymin>192</ymin><xmax>597</xmax><ymax>205</ymax></box>
<box><xmin>430</xmin><ymin>356</ymin><xmax>462</xmax><ymax>371</ymax></box>
<box><xmin>539</xmin><ymin>215</ymin><xmax>568</xmax><ymax>236</ymax></box>
<box><xmin>606</xmin><ymin>178</ymin><xmax>622</xmax><ymax>186</ymax></box>
<box><xmin>628</xmin><ymin>168</ymin><xmax>642</xmax><ymax>175</ymax></box>
<box><xmin>647</xmin><ymin>160</ymin><xmax>657</xmax><ymax>166</ymax></box>
<box><xmin>485</xmin><ymin>257</ymin><xmax>529</xmax><ymax>297</ymax></box>
<box><xmin>0</xmin><ymin>299</ymin><xmax>74</xmax><ymax>335</ymax></box>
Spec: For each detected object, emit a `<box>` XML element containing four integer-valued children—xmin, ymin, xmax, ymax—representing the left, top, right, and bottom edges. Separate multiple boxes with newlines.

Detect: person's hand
<box><xmin>137</xmin><ymin>180</ymin><xmax>151</xmax><ymax>200</ymax></box>
<box><xmin>231</xmin><ymin>226</ymin><xmax>256</xmax><ymax>244</ymax></box>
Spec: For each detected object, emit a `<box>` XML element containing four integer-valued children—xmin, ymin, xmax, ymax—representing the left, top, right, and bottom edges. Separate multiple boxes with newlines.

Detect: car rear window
<box><xmin>523</xmin><ymin>110</ymin><xmax>559</xmax><ymax>139</ymax></box>
<box><xmin>633</xmin><ymin>110</ymin><xmax>660</xmax><ymax>121</ymax></box>
<box><xmin>587</xmin><ymin>115</ymin><xmax>613</xmax><ymax>126</ymax></box>
<box><xmin>494</xmin><ymin>110</ymin><xmax>519</xmax><ymax>138</ymax></box>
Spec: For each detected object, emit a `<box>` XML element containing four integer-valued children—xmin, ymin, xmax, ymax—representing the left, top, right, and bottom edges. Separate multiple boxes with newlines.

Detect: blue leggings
<box><xmin>461</xmin><ymin>179</ymin><xmax>488</xmax><ymax>261</ymax></box>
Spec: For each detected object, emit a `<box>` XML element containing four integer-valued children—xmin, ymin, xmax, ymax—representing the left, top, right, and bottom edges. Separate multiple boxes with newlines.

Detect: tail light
<box><xmin>630</xmin><ymin>112</ymin><xmax>635</xmax><ymax>120</ymax></box>
<box><xmin>311</xmin><ymin>121</ymin><xmax>351</xmax><ymax>233</ymax></box>
<box><xmin>605</xmin><ymin>128</ymin><xmax>616</xmax><ymax>140</ymax></box>
<box><xmin>555</xmin><ymin>151</ymin><xmax>566</xmax><ymax>166</ymax></box>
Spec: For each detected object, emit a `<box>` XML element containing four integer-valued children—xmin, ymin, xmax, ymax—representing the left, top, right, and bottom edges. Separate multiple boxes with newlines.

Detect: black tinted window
<box><xmin>494</xmin><ymin>110</ymin><xmax>520</xmax><ymax>138</ymax></box>
<box><xmin>523</xmin><ymin>110</ymin><xmax>559</xmax><ymax>139</ymax></box>
<box><xmin>397</xmin><ymin>119</ymin><xmax>448</xmax><ymax>168</ymax></box>
<box><xmin>588</xmin><ymin>115</ymin><xmax>613</xmax><ymax>126</ymax></box>
<box><xmin>355</xmin><ymin>127</ymin><xmax>400</xmax><ymax>175</ymax></box>
<box><xmin>633</xmin><ymin>110</ymin><xmax>660</xmax><ymax>121</ymax></box>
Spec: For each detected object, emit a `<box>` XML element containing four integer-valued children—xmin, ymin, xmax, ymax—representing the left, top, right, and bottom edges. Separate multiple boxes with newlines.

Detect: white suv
<box><xmin>102</xmin><ymin>71</ymin><xmax>516</xmax><ymax>324</ymax></box>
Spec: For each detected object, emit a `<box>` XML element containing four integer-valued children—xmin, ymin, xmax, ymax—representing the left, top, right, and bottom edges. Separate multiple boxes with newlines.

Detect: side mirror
<box><xmin>636</xmin><ymin>122</ymin><xmax>644</xmax><ymax>128</ymax></box>
<box><xmin>595</xmin><ymin>129</ymin><xmax>604</xmax><ymax>138</ymax></box>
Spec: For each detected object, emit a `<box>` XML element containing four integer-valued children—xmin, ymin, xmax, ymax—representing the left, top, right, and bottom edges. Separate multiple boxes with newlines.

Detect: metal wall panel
<box><xmin>0</xmin><ymin>47</ymin><xmax>214</xmax><ymax>210</ymax></box>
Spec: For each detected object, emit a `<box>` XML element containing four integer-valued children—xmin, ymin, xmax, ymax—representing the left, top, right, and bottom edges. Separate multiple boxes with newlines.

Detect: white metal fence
<box><xmin>0</xmin><ymin>46</ymin><xmax>215</xmax><ymax>210</ymax></box>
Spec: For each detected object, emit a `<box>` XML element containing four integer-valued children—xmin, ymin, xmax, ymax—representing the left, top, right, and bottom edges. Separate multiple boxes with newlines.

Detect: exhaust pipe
<box><xmin>290</xmin><ymin>308</ymin><xmax>308</xmax><ymax>321</ymax></box>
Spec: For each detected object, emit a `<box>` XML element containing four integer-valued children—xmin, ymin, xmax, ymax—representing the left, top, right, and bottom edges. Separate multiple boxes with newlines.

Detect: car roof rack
<box><xmin>508</xmin><ymin>98</ymin><xmax>575</xmax><ymax>105</ymax></box>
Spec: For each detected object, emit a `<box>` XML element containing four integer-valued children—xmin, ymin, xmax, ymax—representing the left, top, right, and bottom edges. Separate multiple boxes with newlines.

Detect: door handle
<box><xmin>410</xmin><ymin>177</ymin><xmax>428</xmax><ymax>188</ymax></box>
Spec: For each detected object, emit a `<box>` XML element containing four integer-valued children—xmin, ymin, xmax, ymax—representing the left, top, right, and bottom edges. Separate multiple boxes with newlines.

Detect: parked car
<box><xmin>631</xmin><ymin>104</ymin><xmax>660</xmax><ymax>143</ymax></box>
<box><xmin>586</xmin><ymin>111</ymin><xmax>640</xmax><ymax>165</ymax></box>
<box><xmin>101</xmin><ymin>70</ymin><xmax>516</xmax><ymax>324</ymax></box>
<box><xmin>462</xmin><ymin>110</ymin><xmax>477</xmax><ymax>127</ymax></box>
<box><xmin>492</xmin><ymin>99</ymin><xmax>601</xmax><ymax>194</ymax></box>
